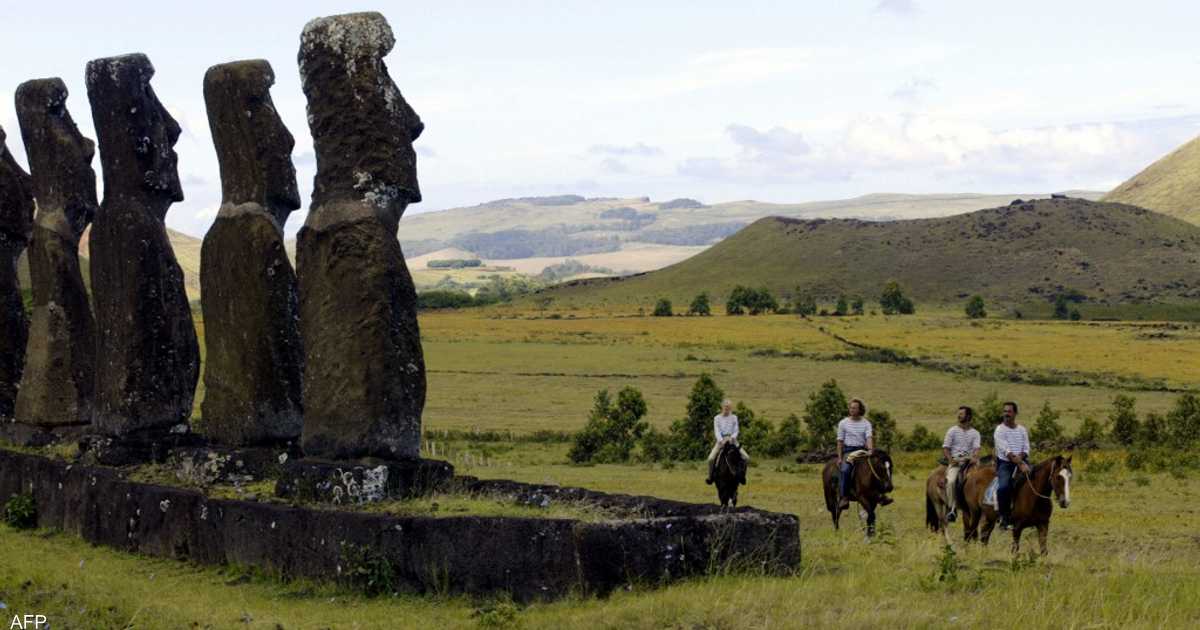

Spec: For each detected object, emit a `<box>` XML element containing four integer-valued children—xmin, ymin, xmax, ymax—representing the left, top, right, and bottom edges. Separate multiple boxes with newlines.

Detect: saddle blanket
<box><xmin>983</xmin><ymin>478</ymin><xmax>999</xmax><ymax>509</ymax></box>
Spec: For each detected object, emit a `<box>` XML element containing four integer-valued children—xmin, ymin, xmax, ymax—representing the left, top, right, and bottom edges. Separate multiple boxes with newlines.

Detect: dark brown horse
<box><xmin>822</xmin><ymin>450</ymin><xmax>894</xmax><ymax>537</ymax></box>
<box><xmin>713</xmin><ymin>440</ymin><xmax>745</xmax><ymax>507</ymax></box>
<box><xmin>961</xmin><ymin>455</ymin><xmax>1072</xmax><ymax>554</ymax></box>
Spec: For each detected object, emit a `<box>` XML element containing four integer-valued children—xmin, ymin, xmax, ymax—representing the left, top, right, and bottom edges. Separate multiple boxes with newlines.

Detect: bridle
<box><xmin>864</xmin><ymin>453</ymin><xmax>891</xmax><ymax>486</ymax></box>
<box><xmin>1021</xmin><ymin>460</ymin><xmax>1056</xmax><ymax>501</ymax></box>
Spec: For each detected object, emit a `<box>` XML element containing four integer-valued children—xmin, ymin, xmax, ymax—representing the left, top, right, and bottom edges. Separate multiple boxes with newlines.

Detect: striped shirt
<box><xmin>943</xmin><ymin>425</ymin><xmax>981</xmax><ymax>458</ymax></box>
<box><xmin>713</xmin><ymin>413</ymin><xmax>739</xmax><ymax>444</ymax></box>
<box><xmin>993</xmin><ymin>423</ymin><xmax>1030</xmax><ymax>460</ymax></box>
<box><xmin>837</xmin><ymin>417</ymin><xmax>873</xmax><ymax>448</ymax></box>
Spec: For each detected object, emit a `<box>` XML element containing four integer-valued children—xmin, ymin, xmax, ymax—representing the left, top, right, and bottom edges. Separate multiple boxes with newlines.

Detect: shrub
<box><xmin>1069</xmin><ymin>309</ymin><xmax>1082</xmax><ymax>321</ymax></box>
<box><xmin>1053</xmin><ymin>295</ymin><xmax>1070</xmax><ymax>320</ymax></box>
<box><xmin>851</xmin><ymin>296</ymin><xmax>865</xmax><ymax>316</ymax></box>
<box><xmin>868</xmin><ymin>409</ymin><xmax>899</xmax><ymax>451</ymax></box>
<box><xmin>734</xmin><ymin>402</ymin><xmax>775</xmax><ymax>455</ymax></box>
<box><xmin>653</xmin><ymin>298</ymin><xmax>673</xmax><ymax>317</ymax></box>
<box><xmin>905</xmin><ymin>424</ymin><xmax>942</xmax><ymax>450</ymax></box>
<box><xmin>417</xmin><ymin>290</ymin><xmax>478</xmax><ymax>310</ymax></box>
<box><xmin>568</xmin><ymin>387</ymin><xmax>649</xmax><ymax>464</ymax></box>
<box><xmin>1108</xmin><ymin>395</ymin><xmax>1139</xmax><ymax>446</ymax></box>
<box><xmin>4</xmin><ymin>493</ymin><xmax>37</xmax><ymax>530</ymax></box>
<box><xmin>667</xmin><ymin>374</ymin><xmax>725</xmax><ymax>460</ymax></box>
<box><xmin>1030</xmin><ymin>401</ymin><xmax>1064</xmax><ymax>446</ymax></box>
<box><xmin>974</xmin><ymin>392</ymin><xmax>1004</xmax><ymax>447</ymax></box>
<box><xmin>1166</xmin><ymin>393</ymin><xmax>1200</xmax><ymax>445</ymax></box>
<box><xmin>880</xmin><ymin>281</ymin><xmax>915</xmax><ymax>315</ymax></box>
<box><xmin>965</xmin><ymin>295</ymin><xmax>986</xmax><ymax>319</ymax></box>
<box><xmin>1074</xmin><ymin>416</ymin><xmax>1106</xmax><ymax>446</ymax></box>
<box><xmin>726</xmin><ymin>286</ymin><xmax>748</xmax><ymax>315</ymax></box>
<box><xmin>834</xmin><ymin>295</ymin><xmax>849</xmax><ymax>316</ymax></box>
<box><xmin>688</xmin><ymin>293</ymin><xmax>711</xmax><ymax>316</ymax></box>
<box><xmin>803</xmin><ymin>379</ymin><xmax>848</xmax><ymax>450</ymax></box>
<box><xmin>1139</xmin><ymin>412</ymin><xmax>1167</xmax><ymax>445</ymax></box>
<box><xmin>792</xmin><ymin>289</ymin><xmax>817</xmax><ymax>317</ymax></box>
<box><xmin>637</xmin><ymin>427</ymin><xmax>672</xmax><ymax>463</ymax></box>
<box><xmin>727</xmin><ymin>285</ymin><xmax>778</xmax><ymax>315</ymax></box>
<box><xmin>763</xmin><ymin>413</ymin><xmax>803</xmax><ymax>457</ymax></box>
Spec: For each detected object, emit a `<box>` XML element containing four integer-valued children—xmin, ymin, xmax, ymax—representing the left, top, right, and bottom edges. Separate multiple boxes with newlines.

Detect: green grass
<box><xmin>1104</xmin><ymin>134</ymin><xmax>1200</xmax><ymax>225</ymax></box>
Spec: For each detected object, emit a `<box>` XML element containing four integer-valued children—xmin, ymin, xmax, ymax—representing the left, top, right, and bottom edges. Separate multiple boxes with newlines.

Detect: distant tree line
<box><xmin>426</xmin><ymin>258</ymin><xmax>482</xmax><ymax>269</ymax></box>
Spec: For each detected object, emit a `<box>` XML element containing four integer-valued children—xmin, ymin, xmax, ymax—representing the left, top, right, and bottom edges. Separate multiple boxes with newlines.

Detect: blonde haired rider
<box><xmin>706</xmin><ymin>399</ymin><xmax>750</xmax><ymax>485</ymax></box>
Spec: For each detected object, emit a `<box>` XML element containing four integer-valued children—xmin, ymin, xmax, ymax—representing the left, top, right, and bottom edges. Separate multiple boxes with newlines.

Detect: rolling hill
<box><xmin>1103</xmin><ymin>135</ymin><xmax>1200</xmax><ymax>226</ymax></box>
<box><xmin>543</xmin><ymin>197</ymin><xmax>1200</xmax><ymax>308</ymax></box>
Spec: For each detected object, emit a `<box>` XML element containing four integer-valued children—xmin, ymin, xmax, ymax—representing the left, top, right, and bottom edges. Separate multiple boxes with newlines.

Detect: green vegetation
<box><xmin>725</xmin><ymin>286</ymin><xmax>778</xmax><ymax>315</ymax></box>
<box><xmin>1030</xmin><ymin>401</ymin><xmax>1065</xmax><ymax>445</ymax></box>
<box><xmin>965</xmin><ymin>295</ymin><xmax>986</xmax><ymax>319</ymax></box>
<box><xmin>880</xmin><ymin>280</ymin><xmax>916</xmax><ymax>315</ymax></box>
<box><xmin>792</xmin><ymin>289</ymin><xmax>818</xmax><ymax>317</ymax></box>
<box><xmin>568</xmin><ymin>387</ymin><xmax>649</xmax><ymax>464</ymax></box>
<box><xmin>3</xmin><ymin>493</ymin><xmax>36</xmax><ymax>530</ymax></box>
<box><xmin>687</xmin><ymin>292</ymin><xmax>711</xmax><ymax>316</ymax></box>
<box><xmin>652</xmin><ymin>298</ymin><xmax>673</xmax><ymax>317</ymax></box>
<box><xmin>427</xmin><ymin>258</ymin><xmax>483</xmax><ymax>269</ymax></box>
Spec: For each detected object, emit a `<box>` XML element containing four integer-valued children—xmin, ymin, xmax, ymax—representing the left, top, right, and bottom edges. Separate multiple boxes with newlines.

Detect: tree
<box><xmin>748</xmin><ymin>287</ymin><xmax>779</xmax><ymax>315</ymax></box>
<box><xmin>733</xmin><ymin>402</ymin><xmax>775</xmax><ymax>455</ymax></box>
<box><xmin>1030</xmin><ymin>401</ymin><xmax>1064</xmax><ymax>446</ymax></box>
<box><xmin>1140</xmin><ymin>412</ymin><xmax>1167</xmax><ymax>445</ymax></box>
<box><xmin>851</xmin><ymin>296</ymin><xmax>865</xmax><ymax>316</ymax></box>
<box><xmin>688</xmin><ymin>293</ymin><xmax>711</xmax><ymax>316</ymax></box>
<box><xmin>653</xmin><ymin>298</ymin><xmax>673</xmax><ymax>317</ymax></box>
<box><xmin>904</xmin><ymin>424</ymin><xmax>942</xmax><ymax>450</ymax></box>
<box><xmin>1166</xmin><ymin>393</ymin><xmax>1200</xmax><ymax>445</ymax></box>
<box><xmin>803</xmin><ymin>379</ymin><xmax>848</xmax><ymax>450</ymax></box>
<box><xmin>1108</xmin><ymin>394</ymin><xmax>1139</xmax><ymax>446</ymax></box>
<box><xmin>868</xmin><ymin>409</ymin><xmax>899</xmax><ymax>451</ymax></box>
<box><xmin>726</xmin><ymin>286</ymin><xmax>750</xmax><ymax>315</ymax></box>
<box><xmin>965</xmin><ymin>295</ymin><xmax>986</xmax><ymax>319</ymax></box>
<box><xmin>1069</xmin><ymin>309</ymin><xmax>1082</xmax><ymax>321</ymax></box>
<box><xmin>792</xmin><ymin>289</ymin><xmax>817</xmax><ymax>317</ymax></box>
<box><xmin>974</xmin><ymin>392</ymin><xmax>1004</xmax><ymax>447</ymax></box>
<box><xmin>880</xmin><ymin>281</ymin><xmax>915</xmax><ymax>315</ymax></box>
<box><xmin>764</xmin><ymin>413</ymin><xmax>803</xmax><ymax>457</ymax></box>
<box><xmin>668</xmin><ymin>374</ymin><xmax>725</xmax><ymax>460</ymax></box>
<box><xmin>1074</xmin><ymin>416</ymin><xmax>1105</xmax><ymax>446</ymax></box>
<box><xmin>568</xmin><ymin>387</ymin><xmax>650</xmax><ymax>463</ymax></box>
<box><xmin>835</xmin><ymin>295</ymin><xmax>849</xmax><ymax>316</ymax></box>
<box><xmin>1053</xmin><ymin>295</ymin><xmax>1070</xmax><ymax>320</ymax></box>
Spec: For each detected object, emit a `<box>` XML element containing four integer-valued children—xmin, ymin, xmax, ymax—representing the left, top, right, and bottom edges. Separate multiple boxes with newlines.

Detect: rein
<box><xmin>865</xmin><ymin>455</ymin><xmax>888</xmax><ymax>485</ymax></box>
<box><xmin>1021</xmin><ymin>461</ymin><xmax>1056</xmax><ymax>501</ymax></box>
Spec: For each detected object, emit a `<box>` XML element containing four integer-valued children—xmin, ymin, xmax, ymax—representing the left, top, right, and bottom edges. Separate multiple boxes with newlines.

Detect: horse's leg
<box><xmin>1011</xmin><ymin>525</ymin><xmax>1024</xmax><ymax>555</ymax></box>
<box><xmin>1037</xmin><ymin>523</ymin><xmax>1048</xmax><ymax>556</ymax></box>
<box><xmin>980</xmin><ymin>512</ymin><xmax>996</xmax><ymax>546</ymax></box>
<box><xmin>864</xmin><ymin>501</ymin><xmax>876</xmax><ymax>538</ymax></box>
<box><xmin>963</xmin><ymin>508</ymin><xmax>977</xmax><ymax>543</ymax></box>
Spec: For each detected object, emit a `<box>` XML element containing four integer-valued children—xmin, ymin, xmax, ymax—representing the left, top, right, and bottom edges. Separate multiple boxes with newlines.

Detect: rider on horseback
<box><xmin>942</xmin><ymin>405</ymin><xmax>981</xmax><ymax>523</ymax></box>
<box><xmin>837</xmin><ymin>399</ymin><xmax>889</xmax><ymax>509</ymax></box>
<box><xmin>993</xmin><ymin>401</ymin><xmax>1031</xmax><ymax>531</ymax></box>
<box><xmin>706</xmin><ymin>399</ymin><xmax>749</xmax><ymax>485</ymax></box>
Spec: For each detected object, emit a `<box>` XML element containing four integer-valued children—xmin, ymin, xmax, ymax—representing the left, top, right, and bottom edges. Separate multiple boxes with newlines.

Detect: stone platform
<box><xmin>0</xmin><ymin>447</ymin><xmax>800</xmax><ymax>601</ymax></box>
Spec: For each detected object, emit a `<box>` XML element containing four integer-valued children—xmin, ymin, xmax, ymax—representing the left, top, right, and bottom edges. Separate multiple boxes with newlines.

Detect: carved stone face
<box><xmin>85</xmin><ymin>54</ymin><xmax>184</xmax><ymax>212</ymax></box>
<box><xmin>15</xmin><ymin>78</ymin><xmax>99</xmax><ymax>239</ymax></box>
<box><xmin>0</xmin><ymin>124</ymin><xmax>34</xmax><ymax>245</ymax></box>
<box><xmin>203</xmin><ymin>60</ymin><xmax>299</xmax><ymax>225</ymax></box>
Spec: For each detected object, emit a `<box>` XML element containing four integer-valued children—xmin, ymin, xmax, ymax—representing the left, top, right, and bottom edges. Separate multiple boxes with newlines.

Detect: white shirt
<box><xmin>714</xmin><ymin>413</ymin><xmax>739</xmax><ymax>443</ymax></box>
<box><xmin>994</xmin><ymin>423</ymin><xmax>1030</xmax><ymax>460</ymax></box>
<box><xmin>837</xmin><ymin>417</ymin><xmax>872</xmax><ymax>448</ymax></box>
<box><xmin>943</xmin><ymin>425</ymin><xmax>981</xmax><ymax>459</ymax></box>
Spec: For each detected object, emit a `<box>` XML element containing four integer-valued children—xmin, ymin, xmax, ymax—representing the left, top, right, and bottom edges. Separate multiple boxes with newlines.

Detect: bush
<box><xmin>667</xmin><ymin>374</ymin><xmax>725</xmax><ymax>460</ymax></box>
<box><xmin>653</xmin><ymin>298</ymin><xmax>673</xmax><ymax>317</ymax></box>
<box><xmin>1139</xmin><ymin>412</ymin><xmax>1167</xmax><ymax>445</ymax></box>
<box><xmin>734</xmin><ymin>402</ymin><xmax>774</xmax><ymax>455</ymax></box>
<box><xmin>1053</xmin><ymin>295</ymin><xmax>1070</xmax><ymax>320</ymax></box>
<box><xmin>568</xmin><ymin>387</ymin><xmax>649</xmax><ymax>464</ymax></box>
<box><xmin>1167</xmin><ymin>393</ymin><xmax>1200</xmax><ymax>445</ymax></box>
<box><xmin>834</xmin><ymin>295</ymin><xmax>849</xmax><ymax>316</ymax></box>
<box><xmin>688</xmin><ymin>293</ymin><xmax>711</xmax><ymax>316</ymax></box>
<box><xmin>792</xmin><ymin>289</ymin><xmax>817</xmax><ymax>317</ymax></box>
<box><xmin>1030</xmin><ymin>401</ymin><xmax>1065</xmax><ymax>446</ymax></box>
<box><xmin>880</xmin><ymin>281</ymin><xmax>915</xmax><ymax>315</ymax></box>
<box><xmin>3</xmin><ymin>493</ymin><xmax>36</xmax><ymax>530</ymax></box>
<box><xmin>965</xmin><ymin>295</ymin><xmax>986</xmax><ymax>319</ymax></box>
<box><xmin>974</xmin><ymin>392</ymin><xmax>1004</xmax><ymax>447</ymax></box>
<box><xmin>763</xmin><ymin>413</ymin><xmax>803</xmax><ymax>457</ymax></box>
<box><xmin>868</xmin><ymin>409</ymin><xmax>900</xmax><ymax>451</ymax></box>
<box><xmin>851</xmin><ymin>296</ymin><xmax>865</xmax><ymax>316</ymax></box>
<box><xmin>637</xmin><ymin>427</ymin><xmax>672</xmax><ymax>463</ymax></box>
<box><xmin>803</xmin><ymin>379</ymin><xmax>848</xmax><ymax>450</ymax></box>
<box><xmin>1074</xmin><ymin>416</ymin><xmax>1106</xmax><ymax>446</ymax></box>
<box><xmin>727</xmin><ymin>285</ymin><xmax>778</xmax><ymax>316</ymax></box>
<box><xmin>417</xmin><ymin>290</ymin><xmax>478</xmax><ymax>310</ymax></box>
<box><xmin>1069</xmin><ymin>309</ymin><xmax>1082</xmax><ymax>321</ymax></box>
<box><xmin>905</xmin><ymin>424</ymin><xmax>942</xmax><ymax>450</ymax></box>
<box><xmin>426</xmin><ymin>258</ymin><xmax>482</xmax><ymax>269</ymax></box>
<box><xmin>1108</xmin><ymin>395</ymin><xmax>1139</xmax><ymax>446</ymax></box>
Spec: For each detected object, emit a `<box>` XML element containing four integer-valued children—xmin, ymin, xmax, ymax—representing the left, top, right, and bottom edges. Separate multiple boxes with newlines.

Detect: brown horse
<box><xmin>822</xmin><ymin>450</ymin><xmax>894</xmax><ymax>537</ymax></box>
<box><xmin>961</xmin><ymin>455</ymin><xmax>1072</xmax><ymax>554</ymax></box>
<box><xmin>924</xmin><ymin>464</ymin><xmax>953</xmax><ymax>545</ymax></box>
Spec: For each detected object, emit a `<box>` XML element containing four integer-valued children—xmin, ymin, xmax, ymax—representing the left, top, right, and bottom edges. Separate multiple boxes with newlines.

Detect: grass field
<box><xmin>5</xmin><ymin>306</ymin><xmax>1200</xmax><ymax>628</ymax></box>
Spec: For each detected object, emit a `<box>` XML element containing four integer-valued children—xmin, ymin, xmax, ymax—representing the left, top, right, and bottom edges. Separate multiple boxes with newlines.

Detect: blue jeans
<box><xmin>838</xmin><ymin>446</ymin><xmax>866</xmax><ymax>499</ymax></box>
<box><xmin>996</xmin><ymin>455</ymin><xmax>1028</xmax><ymax>520</ymax></box>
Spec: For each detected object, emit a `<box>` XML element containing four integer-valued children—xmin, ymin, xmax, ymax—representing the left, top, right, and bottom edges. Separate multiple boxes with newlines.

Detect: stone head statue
<box><xmin>299</xmin><ymin>11</ymin><xmax>423</xmax><ymax>231</ymax></box>
<box><xmin>203</xmin><ymin>60</ymin><xmax>300</xmax><ymax>227</ymax></box>
<box><xmin>0</xmin><ymin>125</ymin><xmax>34</xmax><ymax>247</ymax></box>
<box><xmin>85</xmin><ymin>53</ymin><xmax>183</xmax><ymax>217</ymax></box>
<box><xmin>15</xmin><ymin>78</ymin><xmax>99</xmax><ymax>240</ymax></box>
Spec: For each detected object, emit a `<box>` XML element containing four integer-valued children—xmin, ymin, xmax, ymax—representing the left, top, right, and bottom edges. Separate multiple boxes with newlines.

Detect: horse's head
<box><xmin>720</xmin><ymin>440</ymin><xmax>743</xmax><ymax>462</ymax></box>
<box><xmin>1051</xmin><ymin>454</ymin><xmax>1072</xmax><ymax>509</ymax></box>
<box><xmin>871</xmin><ymin>450</ymin><xmax>894</xmax><ymax>494</ymax></box>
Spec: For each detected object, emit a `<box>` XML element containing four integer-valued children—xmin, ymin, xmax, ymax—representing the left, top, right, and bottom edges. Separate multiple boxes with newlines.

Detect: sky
<box><xmin>2</xmin><ymin>0</ymin><xmax>1199</xmax><ymax>238</ymax></box>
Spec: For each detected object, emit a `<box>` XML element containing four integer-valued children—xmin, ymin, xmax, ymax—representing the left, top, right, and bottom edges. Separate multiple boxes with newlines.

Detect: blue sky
<box><xmin>2</xmin><ymin>0</ymin><xmax>1199</xmax><ymax>237</ymax></box>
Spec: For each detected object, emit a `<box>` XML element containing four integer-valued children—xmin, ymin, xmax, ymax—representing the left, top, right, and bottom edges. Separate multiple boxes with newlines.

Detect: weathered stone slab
<box><xmin>296</xmin><ymin>12</ymin><xmax>426</xmax><ymax>460</ymax></box>
<box><xmin>199</xmin><ymin>60</ymin><xmax>303</xmax><ymax>447</ymax></box>
<box><xmin>11</xmin><ymin>78</ymin><xmax>98</xmax><ymax>437</ymax></box>
<box><xmin>274</xmin><ymin>457</ymin><xmax>454</xmax><ymax>504</ymax></box>
<box><xmin>0</xmin><ymin>447</ymin><xmax>800</xmax><ymax>601</ymax></box>
<box><xmin>0</xmin><ymin>125</ymin><xmax>34</xmax><ymax>421</ymax></box>
<box><xmin>84</xmin><ymin>54</ymin><xmax>199</xmax><ymax>438</ymax></box>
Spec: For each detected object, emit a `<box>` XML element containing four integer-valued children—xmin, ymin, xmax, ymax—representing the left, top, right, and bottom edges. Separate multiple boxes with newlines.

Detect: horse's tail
<box><xmin>926</xmin><ymin>493</ymin><xmax>940</xmax><ymax>532</ymax></box>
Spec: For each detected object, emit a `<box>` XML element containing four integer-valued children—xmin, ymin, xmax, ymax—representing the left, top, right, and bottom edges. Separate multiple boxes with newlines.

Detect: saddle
<box><xmin>841</xmin><ymin>450</ymin><xmax>870</xmax><ymax>500</ymax></box>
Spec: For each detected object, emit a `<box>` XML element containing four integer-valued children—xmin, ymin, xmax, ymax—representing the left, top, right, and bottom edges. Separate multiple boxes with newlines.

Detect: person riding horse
<box><xmin>942</xmin><ymin>405</ymin><xmax>981</xmax><ymax>523</ymax></box>
<box><xmin>836</xmin><ymin>399</ymin><xmax>891</xmax><ymax>509</ymax></box>
<box><xmin>993</xmin><ymin>401</ymin><xmax>1031</xmax><ymax>530</ymax></box>
<box><xmin>706</xmin><ymin>399</ymin><xmax>749</xmax><ymax>486</ymax></box>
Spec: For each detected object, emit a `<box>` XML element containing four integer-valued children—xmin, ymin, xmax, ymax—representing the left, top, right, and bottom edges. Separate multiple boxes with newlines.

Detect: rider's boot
<box><xmin>705</xmin><ymin>459</ymin><xmax>715</xmax><ymax>485</ymax></box>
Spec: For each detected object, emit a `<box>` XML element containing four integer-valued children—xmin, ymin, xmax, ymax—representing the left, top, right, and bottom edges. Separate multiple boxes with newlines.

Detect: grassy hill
<box><xmin>544</xmin><ymin>197</ymin><xmax>1200</xmax><ymax>309</ymax></box>
<box><xmin>1104</xmin><ymin>135</ymin><xmax>1200</xmax><ymax>225</ymax></box>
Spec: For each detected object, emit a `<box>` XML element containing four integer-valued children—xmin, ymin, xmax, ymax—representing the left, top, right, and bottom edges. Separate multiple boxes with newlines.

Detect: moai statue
<box><xmin>11</xmin><ymin>79</ymin><xmax>99</xmax><ymax>439</ymax></box>
<box><xmin>0</xmin><ymin>125</ymin><xmax>34</xmax><ymax>420</ymax></box>
<box><xmin>296</xmin><ymin>12</ymin><xmax>426</xmax><ymax>459</ymax></box>
<box><xmin>199</xmin><ymin>60</ymin><xmax>303</xmax><ymax>446</ymax></box>
<box><xmin>85</xmin><ymin>54</ymin><xmax>199</xmax><ymax>438</ymax></box>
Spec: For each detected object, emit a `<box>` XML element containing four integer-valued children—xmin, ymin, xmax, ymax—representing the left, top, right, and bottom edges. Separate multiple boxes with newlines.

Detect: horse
<box><xmin>961</xmin><ymin>455</ymin><xmax>1072</xmax><ymax>554</ymax></box>
<box><xmin>713</xmin><ymin>440</ymin><xmax>745</xmax><ymax>507</ymax></box>
<box><xmin>925</xmin><ymin>464</ymin><xmax>953</xmax><ymax>545</ymax></box>
<box><xmin>822</xmin><ymin>449</ymin><xmax>894</xmax><ymax>537</ymax></box>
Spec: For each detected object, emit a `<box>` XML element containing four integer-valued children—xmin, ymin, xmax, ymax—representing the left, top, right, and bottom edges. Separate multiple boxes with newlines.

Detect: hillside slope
<box><xmin>1104</xmin><ymin>135</ymin><xmax>1200</xmax><ymax>225</ymax></box>
<box><xmin>545</xmin><ymin>198</ymin><xmax>1200</xmax><ymax>307</ymax></box>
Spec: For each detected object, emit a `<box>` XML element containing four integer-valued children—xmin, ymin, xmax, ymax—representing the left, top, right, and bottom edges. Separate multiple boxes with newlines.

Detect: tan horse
<box><xmin>924</xmin><ymin>464</ymin><xmax>953</xmax><ymax>545</ymax></box>
<box><xmin>961</xmin><ymin>455</ymin><xmax>1073</xmax><ymax>554</ymax></box>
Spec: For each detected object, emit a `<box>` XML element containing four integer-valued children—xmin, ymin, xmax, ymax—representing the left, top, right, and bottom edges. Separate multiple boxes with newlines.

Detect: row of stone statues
<box><xmin>0</xmin><ymin>12</ymin><xmax>425</xmax><ymax>461</ymax></box>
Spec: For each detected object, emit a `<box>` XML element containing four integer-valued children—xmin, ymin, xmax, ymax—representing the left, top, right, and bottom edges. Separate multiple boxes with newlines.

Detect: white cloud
<box><xmin>875</xmin><ymin>0</ymin><xmax>920</xmax><ymax>17</ymax></box>
<box><xmin>587</xmin><ymin>142</ymin><xmax>663</xmax><ymax>157</ymax></box>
